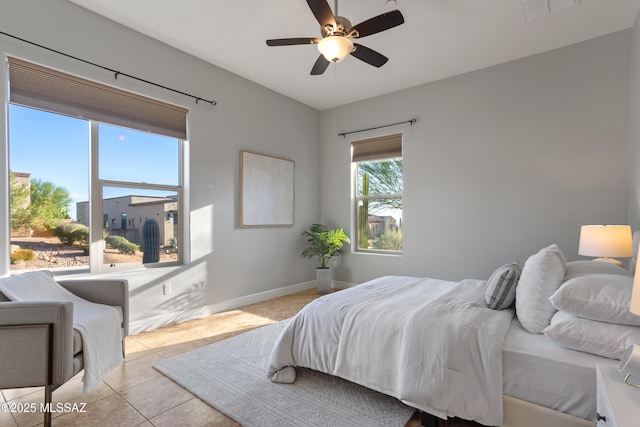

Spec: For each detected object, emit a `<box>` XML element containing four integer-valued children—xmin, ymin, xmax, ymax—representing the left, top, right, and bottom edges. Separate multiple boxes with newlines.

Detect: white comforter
<box><xmin>267</xmin><ymin>276</ymin><xmax>514</xmax><ymax>426</ymax></box>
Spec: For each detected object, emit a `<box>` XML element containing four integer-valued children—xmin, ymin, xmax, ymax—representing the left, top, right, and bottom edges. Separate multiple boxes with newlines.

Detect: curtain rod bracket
<box><xmin>338</xmin><ymin>118</ymin><xmax>417</xmax><ymax>138</ymax></box>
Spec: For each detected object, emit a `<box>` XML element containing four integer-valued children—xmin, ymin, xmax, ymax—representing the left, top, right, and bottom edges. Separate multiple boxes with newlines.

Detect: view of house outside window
<box><xmin>355</xmin><ymin>156</ymin><xmax>403</xmax><ymax>253</ymax></box>
<box><xmin>8</xmin><ymin>104</ymin><xmax>183</xmax><ymax>273</ymax></box>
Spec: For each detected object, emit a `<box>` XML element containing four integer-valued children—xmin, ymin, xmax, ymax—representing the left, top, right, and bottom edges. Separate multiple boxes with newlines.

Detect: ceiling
<box><xmin>68</xmin><ymin>0</ymin><xmax>640</xmax><ymax>111</ymax></box>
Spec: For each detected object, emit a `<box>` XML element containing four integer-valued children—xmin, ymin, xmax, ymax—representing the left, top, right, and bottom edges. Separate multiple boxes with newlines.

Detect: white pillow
<box><xmin>551</xmin><ymin>245</ymin><xmax>567</xmax><ymax>271</ymax></box>
<box><xmin>543</xmin><ymin>311</ymin><xmax>640</xmax><ymax>359</ymax></box>
<box><xmin>550</xmin><ymin>274</ymin><xmax>640</xmax><ymax>326</ymax></box>
<box><xmin>515</xmin><ymin>244</ymin><xmax>567</xmax><ymax>334</ymax></box>
<box><xmin>485</xmin><ymin>262</ymin><xmax>521</xmax><ymax>310</ymax></box>
<box><xmin>563</xmin><ymin>260</ymin><xmax>631</xmax><ymax>281</ymax></box>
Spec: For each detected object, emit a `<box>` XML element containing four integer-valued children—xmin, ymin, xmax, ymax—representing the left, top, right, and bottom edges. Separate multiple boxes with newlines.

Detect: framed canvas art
<box><xmin>240</xmin><ymin>150</ymin><xmax>294</xmax><ymax>227</ymax></box>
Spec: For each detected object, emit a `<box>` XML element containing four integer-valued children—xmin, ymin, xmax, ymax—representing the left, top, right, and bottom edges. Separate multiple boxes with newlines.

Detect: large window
<box><xmin>7</xmin><ymin>58</ymin><xmax>186</xmax><ymax>273</ymax></box>
<box><xmin>352</xmin><ymin>134</ymin><xmax>403</xmax><ymax>253</ymax></box>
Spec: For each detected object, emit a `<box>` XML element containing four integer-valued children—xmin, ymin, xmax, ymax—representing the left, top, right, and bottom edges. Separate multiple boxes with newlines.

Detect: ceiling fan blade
<box><xmin>306</xmin><ymin>0</ymin><xmax>336</xmax><ymax>30</ymax></box>
<box><xmin>310</xmin><ymin>55</ymin><xmax>331</xmax><ymax>75</ymax></box>
<box><xmin>349</xmin><ymin>10</ymin><xmax>404</xmax><ymax>38</ymax></box>
<box><xmin>266</xmin><ymin>38</ymin><xmax>321</xmax><ymax>46</ymax></box>
<box><xmin>351</xmin><ymin>44</ymin><xmax>388</xmax><ymax>68</ymax></box>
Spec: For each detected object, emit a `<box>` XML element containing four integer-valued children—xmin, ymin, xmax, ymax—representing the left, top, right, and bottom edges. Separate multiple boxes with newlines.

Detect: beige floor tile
<box><xmin>226</xmin><ymin>311</ymin><xmax>274</xmax><ymax>328</ymax></box>
<box><xmin>130</xmin><ymin>328</ymin><xmax>202</xmax><ymax>350</ymax></box>
<box><xmin>2</xmin><ymin>386</ymin><xmax>42</xmax><ymax>402</ymax></box>
<box><xmin>154</xmin><ymin>335</ymin><xmax>231</xmax><ymax>359</ymax></box>
<box><xmin>49</xmin><ymin>375</ymin><xmax>114</xmax><ymax>407</ymax></box>
<box><xmin>150</xmin><ymin>397</ymin><xmax>240</xmax><ymax>427</ymax></box>
<box><xmin>123</xmin><ymin>338</ymin><xmax>153</xmax><ymax>361</ymax></box>
<box><xmin>171</xmin><ymin>318</ymin><xmax>240</xmax><ymax>339</ymax></box>
<box><xmin>0</xmin><ymin>407</ymin><xmax>18</xmax><ymax>427</ymax></box>
<box><xmin>118</xmin><ymin>376</ymin><xmax>193</xmax><ymax>419</ymax></box>
<box><xmin>103</xmin><ymin>351</ymin><xmax>167</xmax><ymax>393</ymax></box>
<box><xmin>5</xmin><ymin>376</ymin><xmax>113</xmax><ymax>427</ymax></box>
<box><xmin>51</xmin><ymin>394</ymin><xmax>145</xmax><ymax>427</ymax></box>
<box><xmin>4</xmin><ymin>392</ymin><xmax>48</xmax><ymax>427</ymax></box>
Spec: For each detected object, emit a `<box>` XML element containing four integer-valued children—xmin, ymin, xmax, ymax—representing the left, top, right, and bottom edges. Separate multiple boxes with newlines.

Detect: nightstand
<box><xmin>596</xmin><ymin>364</ymin><xmax>640</xmax><ymax>426</ymax></box>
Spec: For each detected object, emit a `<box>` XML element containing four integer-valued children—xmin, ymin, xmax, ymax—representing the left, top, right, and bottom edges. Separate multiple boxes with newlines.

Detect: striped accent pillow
<box><xmin>485</xmin><ymin>262</ymin><xmax>521</xmax><ymax>310</ymax></box>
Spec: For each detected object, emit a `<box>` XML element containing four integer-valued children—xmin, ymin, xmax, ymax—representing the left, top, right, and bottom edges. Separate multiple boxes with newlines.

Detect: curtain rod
<box><xmin>0</xmin><ymin>31</ymin><xmax>217</xmax><ymax>107</ymax></box>
<box><xmin>338</xmin><ymin>118</ymin><xmax>416</xmax><ymax>137</ymax></box>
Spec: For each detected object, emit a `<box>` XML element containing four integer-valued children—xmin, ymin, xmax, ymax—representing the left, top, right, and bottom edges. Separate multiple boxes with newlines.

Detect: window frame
<box><xmin>89</xmin><ymin>121</ymin><xmax>184</xmax><ymax>273</ymax></box>
<box><xmin>6</xmin><ymin>58</ymin><xmax>187</xmax><ymax>275</ymax></box>
<box><xmin>352</xmin><ymin>134</ymin><xmax>403</xmax><ymax>255</ymax></box>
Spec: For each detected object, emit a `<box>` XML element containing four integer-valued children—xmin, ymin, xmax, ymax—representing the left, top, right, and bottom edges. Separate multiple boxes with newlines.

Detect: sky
<box><xmin>8</xmin><ymin>104</ymin><xmax>180</xmax><ymax>220</ymax></box>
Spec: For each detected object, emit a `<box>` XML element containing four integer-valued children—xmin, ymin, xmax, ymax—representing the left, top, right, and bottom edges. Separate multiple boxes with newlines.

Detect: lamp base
<box><xmin>592</xmin><ymin>257</ymin><xmax>624</xmax><ymax>268</ymax></box>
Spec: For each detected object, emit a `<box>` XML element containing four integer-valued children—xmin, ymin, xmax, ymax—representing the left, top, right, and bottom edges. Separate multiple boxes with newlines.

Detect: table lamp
<box><xmin>578</xmin><ymin>225</ymin><xmax>632</xmax><ymax>268</ymax></box>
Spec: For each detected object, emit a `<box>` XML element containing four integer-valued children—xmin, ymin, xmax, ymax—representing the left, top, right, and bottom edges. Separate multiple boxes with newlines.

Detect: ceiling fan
<box><xmin>266</xmin><ymin>0</ymin><xmax>405</xmax><ymax>75</ymax></box>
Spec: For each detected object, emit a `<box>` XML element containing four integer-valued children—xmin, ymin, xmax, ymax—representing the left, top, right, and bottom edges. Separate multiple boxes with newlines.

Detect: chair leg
<box><xmin>43</xmin><ymin>384</ymin><xmax>52</xmax><ymax>427</ymax></box>
<box><xmin>122</xmin><ymin>339</ymin><xmax>126</xmax><ymax>359</ymax></box>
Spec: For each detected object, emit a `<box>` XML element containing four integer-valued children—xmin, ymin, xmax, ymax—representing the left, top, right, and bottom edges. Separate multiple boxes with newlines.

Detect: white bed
<box><xmin>268</xmin><ymin>243</ymin><xmax>639</xmax><ymax>426</ymax></box>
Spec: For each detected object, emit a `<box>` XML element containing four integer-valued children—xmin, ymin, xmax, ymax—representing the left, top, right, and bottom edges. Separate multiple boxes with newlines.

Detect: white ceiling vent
<box><xmin>521</xmin><ymin>0</ymin><xmax>580</xmax><ymax>21</ymax></box>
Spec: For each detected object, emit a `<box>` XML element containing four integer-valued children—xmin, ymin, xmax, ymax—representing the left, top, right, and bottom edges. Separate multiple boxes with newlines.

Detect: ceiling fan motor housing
<box><xmin>322</xmin><ymin>16</ymin><xmax>356</xmax><ymax>37</ymax></box>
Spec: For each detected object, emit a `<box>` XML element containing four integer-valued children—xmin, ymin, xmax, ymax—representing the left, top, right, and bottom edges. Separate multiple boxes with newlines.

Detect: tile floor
<box><xmin>0</xmin><ymin>288</ymin><xmax>441</xmax><ymax>427</ymax></box>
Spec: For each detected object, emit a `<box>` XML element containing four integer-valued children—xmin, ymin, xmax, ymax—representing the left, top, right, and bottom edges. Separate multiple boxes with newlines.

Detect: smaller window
<box><xmin>352</xmin><ymin>134</ymin><xmax>403</xmax><ymax>253</ymax></box>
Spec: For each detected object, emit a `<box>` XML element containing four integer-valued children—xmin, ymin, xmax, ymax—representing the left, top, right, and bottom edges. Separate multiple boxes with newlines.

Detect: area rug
<box><xmin>154</xmin><ymin>320</ymin><xmax>415</xmax><ymax>427</ymax></box>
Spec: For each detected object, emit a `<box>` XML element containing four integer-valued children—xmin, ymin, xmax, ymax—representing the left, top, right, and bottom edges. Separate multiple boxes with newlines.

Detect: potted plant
<box><xmin>301</xmin><ymin>223</ymin><xmax>350</xmax><ymax>294</ymax></box>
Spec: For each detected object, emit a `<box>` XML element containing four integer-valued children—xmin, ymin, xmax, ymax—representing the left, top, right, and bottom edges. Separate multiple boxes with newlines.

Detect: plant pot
<box><xmin>316</xmin><ymin>268</ymin><xmax>332</xmax><ymax>294</ymax></box>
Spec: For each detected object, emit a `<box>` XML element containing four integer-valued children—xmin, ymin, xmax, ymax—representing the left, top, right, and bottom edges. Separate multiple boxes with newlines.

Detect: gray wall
<box><xmin>0</xmin><ymin>0</ymin><xmax>321</xmax><ymax>333</ymax></box>
<box><xmin>630</xmin><ymin>11</ymin><xmax>640</xmax><ymax>232</ymax></box>
<box><xmin>321</xmin><ymin>31</ymin><xmax>631</xmax><ymax>284</ymax></box>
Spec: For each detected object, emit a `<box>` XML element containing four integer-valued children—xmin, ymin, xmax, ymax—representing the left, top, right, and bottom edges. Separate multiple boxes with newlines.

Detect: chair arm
<box><xmin>0</xmin><ymin>301</ymin><xmax>74</xmax><ymax>388</ymax></box>
<box><xmin>57</xmin><ymin>279</ymin><xmax>129</xmax><ymax>337</ymax></box>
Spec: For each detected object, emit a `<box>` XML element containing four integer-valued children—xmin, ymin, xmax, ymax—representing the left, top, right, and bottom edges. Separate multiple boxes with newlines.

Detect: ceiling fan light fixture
<box><xmin>318</xmin><ymin>36</ymin><xmax>354</xmax><ymax>63</ymax></box>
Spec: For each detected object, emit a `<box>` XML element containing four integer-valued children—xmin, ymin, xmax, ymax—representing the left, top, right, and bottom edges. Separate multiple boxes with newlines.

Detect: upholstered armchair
<box><xmin>0</xmin><ymin>275</ymin><xmax>129</xmax><ymax>427</ymax></box>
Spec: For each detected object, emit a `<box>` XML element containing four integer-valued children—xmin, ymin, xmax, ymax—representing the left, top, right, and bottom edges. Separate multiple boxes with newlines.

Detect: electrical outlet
<box><xmin>332</xmin><ymin>260</ymin><xmax>338</xmax><ymax>268</ymax></box>
<box><xmin>163</xmin><ymin>283</ymin><xmax>172</xmax><ymax>295</ymax></box>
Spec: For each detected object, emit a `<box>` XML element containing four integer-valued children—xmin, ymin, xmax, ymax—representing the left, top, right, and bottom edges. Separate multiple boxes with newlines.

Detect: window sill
<box><xmin>353</xmin><ymin>250</ymin><xmax>403</xmax><ymax>257</ymax></box>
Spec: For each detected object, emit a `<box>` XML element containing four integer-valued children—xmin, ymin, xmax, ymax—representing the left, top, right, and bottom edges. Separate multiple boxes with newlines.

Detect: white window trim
<box><xmin>89</xmin><ymin>123</ymin><xmax>185</xmax><ymax>273</ymax></box>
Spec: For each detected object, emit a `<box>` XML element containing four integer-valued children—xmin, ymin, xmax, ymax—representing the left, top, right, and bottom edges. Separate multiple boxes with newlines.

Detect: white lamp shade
<box><xmin>578</xmin><ymin>225</ymin><xmax>633</xmax><ymax>258</ymax></box>
<box><xmin>318</xmin><ymin>36</ymin><xmax>354</xmax><ymax>63</ymax></box>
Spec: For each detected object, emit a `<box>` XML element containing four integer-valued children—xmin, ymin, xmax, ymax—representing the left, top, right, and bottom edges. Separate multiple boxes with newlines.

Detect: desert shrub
<box><xmin>52</xmin><ymin>223</ymin><xmax>89</xmax><ymax>245</ymax></box>
<box><xmin>105</xmin><ymin>235</ymin><xmax>139</xmax><ymax>255</ymax></box>
<box><xmin>372</xmin><ymin>228</ymin><xmax>403</xmax><ymax>251</ymax></box>
<box><xmin>165</xmin><ymin>237</ymin><xmax>178</xmax><ymax>250</ymax></box>
<box><xmin>10</xmin><ymin>249</ymin><xmax>35</xmax><ymax>264</ymax></box>
<box><xmin>105</xmin><ymin>235</ymin><xmax>126</xmax><ymax>247</ymax></box>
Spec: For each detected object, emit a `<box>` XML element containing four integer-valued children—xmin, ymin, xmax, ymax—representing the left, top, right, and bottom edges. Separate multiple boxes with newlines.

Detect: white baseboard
<box><xmin>129</xmin><ymin>280</ymin><xmax>317</xmax><ymax>334</ymax></box>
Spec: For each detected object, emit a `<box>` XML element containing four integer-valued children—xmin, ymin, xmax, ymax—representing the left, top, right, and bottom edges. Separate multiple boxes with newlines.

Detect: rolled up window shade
<box><xmin>8</xmin><ymin>57</ymin><xmax>187</xmax><ymax>140</ymax></box>
<box><xmin>351</xmin><ymin>133</ymin><xmax>402</xmax><ymax>162</ymax></box>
